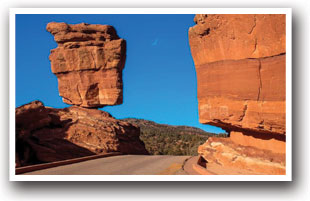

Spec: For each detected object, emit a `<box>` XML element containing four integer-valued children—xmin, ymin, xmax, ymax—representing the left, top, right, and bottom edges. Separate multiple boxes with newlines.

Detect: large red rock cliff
<box><xmin>47</xmin><ymin>22</ymin><xmax>126</xmax><ymax>108</ymax></box>
<box><xmin>189</xmin><ymin>14</ymin><xmax>286</xmax><ymax>174</ymax></box>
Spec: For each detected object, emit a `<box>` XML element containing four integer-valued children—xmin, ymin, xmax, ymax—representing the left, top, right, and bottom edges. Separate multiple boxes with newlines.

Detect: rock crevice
<box><xmin>257</xmin><ymin>59</ymin><xmax>262</xmax><ymax>101</ymax></box>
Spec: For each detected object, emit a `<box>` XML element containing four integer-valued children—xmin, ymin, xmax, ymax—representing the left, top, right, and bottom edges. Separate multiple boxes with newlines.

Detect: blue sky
<box><xmin>16</xmin><ymin>14</ymin><xmax>225</xmax><ymax>134</ymax></box>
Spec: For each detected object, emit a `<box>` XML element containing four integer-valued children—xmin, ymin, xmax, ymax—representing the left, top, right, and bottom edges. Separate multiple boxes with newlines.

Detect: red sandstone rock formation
<box><xmin>189</xmin><ymin>14</ymin><xmax>286</xmax><ymax>175</ymax></box>
<box><xmin>47</xmin><ymin>22</ymin><xmax>126</xmax><ymax>108</ymax></box>
<box><xmin>15</xmin><ymin>101</ymin><xmax>148</xmax><ymax>167</ymax></box>
<box><xmin>198</xmin><ymin>137</ymin><xmax>286</xmax><ymax>175</ymax></box>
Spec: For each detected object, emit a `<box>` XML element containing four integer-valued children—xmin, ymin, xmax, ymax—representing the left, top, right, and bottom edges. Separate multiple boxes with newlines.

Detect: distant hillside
<box><xmin>123</xmin><ymin>118</ymin><xmax>228</xmax><ymax>156</ymax></box>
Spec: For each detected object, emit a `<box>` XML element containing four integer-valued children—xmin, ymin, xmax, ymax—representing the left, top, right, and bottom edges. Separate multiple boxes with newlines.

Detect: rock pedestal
<box><xmin>16</xmin><ymin>101</ymin><xmax>148</xmax><ymax>167</ymax></box>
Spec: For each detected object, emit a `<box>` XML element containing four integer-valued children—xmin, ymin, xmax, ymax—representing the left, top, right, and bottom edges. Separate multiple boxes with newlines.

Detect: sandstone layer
<box><xmin>198</xmin><ymin>137</ymin><xmax>286</xmax><ymax>175</ymax></box>
<box><xmin>16</xmin><ymin>101</ymin><xmax>148</xmax><ymax>167</ymax></box>
<box><xmin>189</xmin><ymin>14</ymin><xmax>286</xmax><ymax>174</ymax></box>
<box><xmin>47</xmin><ymin>22</ymin><xmax>126</xmax><ymax>108</ymax></box>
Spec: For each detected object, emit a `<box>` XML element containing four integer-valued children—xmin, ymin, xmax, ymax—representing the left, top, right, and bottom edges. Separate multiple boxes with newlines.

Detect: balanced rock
<box><xmin>189</xmin><ymin>14</ymin><xmax>286</xmax><ymax>174</ymax></box>
<box><xmin>47</xmin><ymin>22</ymin><xmax>126</xmax><ymax>108</ymax></box>
<box><xmin>15</xmin><ymin>101</ymin><xmax>148</xmax><ymax>167</ymax></box>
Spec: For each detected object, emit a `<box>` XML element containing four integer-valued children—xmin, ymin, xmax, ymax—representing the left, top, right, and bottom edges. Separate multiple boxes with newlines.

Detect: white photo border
<box><xmin>9</xmin><ymin>8</ymin><xmax>292</xmax><ymax>181</ymax></box>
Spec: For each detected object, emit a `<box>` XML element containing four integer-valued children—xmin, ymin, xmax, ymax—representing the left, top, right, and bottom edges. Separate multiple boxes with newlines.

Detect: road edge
<box><xmin>15</xmin><ymin>152</ymin><xmax>122</xmax><ymax>175</ymax></box>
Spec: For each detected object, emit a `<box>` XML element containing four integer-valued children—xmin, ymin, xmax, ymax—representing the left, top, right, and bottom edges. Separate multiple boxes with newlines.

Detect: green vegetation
<box><xmin>123</xmin><ymin>118</ymin><xmax>228</xmax><ymax>156</ymax></box>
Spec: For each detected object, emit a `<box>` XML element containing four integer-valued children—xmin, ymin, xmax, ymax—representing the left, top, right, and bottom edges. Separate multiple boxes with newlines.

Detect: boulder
<box><xmin>198</xmin><ymin>137</ymin><xmax>286</xmax><ymax>175</ymax></box>
<box><xmin>47</xmin><ymin>22</ymin><xmax>126</xmax><ymax>108</ymax></box>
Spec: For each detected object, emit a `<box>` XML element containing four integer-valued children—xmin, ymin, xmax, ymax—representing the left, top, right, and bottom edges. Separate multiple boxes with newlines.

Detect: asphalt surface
<box><xmin>22</xmin><ymin>155</ymin><xmax>191</xmax><ymax>175</ymax></box>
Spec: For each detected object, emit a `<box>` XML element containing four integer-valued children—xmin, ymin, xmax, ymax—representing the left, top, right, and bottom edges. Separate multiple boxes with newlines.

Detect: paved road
<box><xmin>22</xmin><ymin>155</ymin><xmax>191</xmax><ymax>175</ymax></box>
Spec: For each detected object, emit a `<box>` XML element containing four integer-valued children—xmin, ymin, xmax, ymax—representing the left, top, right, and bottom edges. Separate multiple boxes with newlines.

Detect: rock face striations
<box><xmin>16</xmin><ymin>101</ymin><xmax>148</xmax><ymax>167</ymax></box>
<box><xmin>189</xmin><ymin>14</ymin><xmax>286</xmax><ymax>174</ymax></box>
<box><xmin>47</xmin><ymin>22</ymin><xmax>126</xmax><ymax>108</ymax></box>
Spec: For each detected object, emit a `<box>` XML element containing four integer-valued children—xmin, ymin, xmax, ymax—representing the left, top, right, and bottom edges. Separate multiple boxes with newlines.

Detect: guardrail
<box><xmin>16</xmin><ymin>152</ymin><xmax>122</xmax><ymax>175</ymax></box>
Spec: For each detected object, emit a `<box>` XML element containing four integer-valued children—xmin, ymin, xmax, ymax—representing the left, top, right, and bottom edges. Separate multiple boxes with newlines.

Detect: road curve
<box><xmin>22</xmin><ymin>155</ymin><xmax>191</xmax><ymax>175</ymax></box>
